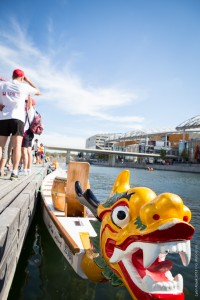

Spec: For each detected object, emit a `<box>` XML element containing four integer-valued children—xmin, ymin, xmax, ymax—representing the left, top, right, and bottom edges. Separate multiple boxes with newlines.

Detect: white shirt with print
<box><xmin>0</xmin><ymin>79</ymin><xmax>37</xmax><ymax>123</ymax></box>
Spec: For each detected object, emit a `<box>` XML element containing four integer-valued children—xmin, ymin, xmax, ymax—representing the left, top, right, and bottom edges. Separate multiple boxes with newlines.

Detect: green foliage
<box><xmin>90</xmin><ymin>220</ymin><xmax>122</xmax><ymax>287</ymax></box>
<box><xmin>45</xmin><ymin>151</ymin><xmax>66</xmax><ymax>157</ymax></box>
<box><xmin>181</xmin><ymin>148</ymin><xmax>188</xmax><ymax>160</ymax></box>
<box><xmin>97</xmin><ymin>154</ymin><xmax>109</xmax><ymax>159</ymax></box>
<box><xmin>160</xmin><ymin>149</ymin><xmax>166</xmax><ymax>160</ymax></box>
<box><xmin>78</xmin><ymin>152</ymin><xmax>83</xmax><ymax>158</ymax></box>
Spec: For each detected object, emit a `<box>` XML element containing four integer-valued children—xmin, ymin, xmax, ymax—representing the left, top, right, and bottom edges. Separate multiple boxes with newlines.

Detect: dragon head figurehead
<box><xmin>75</xmin><ymin>170</ymin><xmax>195</xmax><ymax>300</ymax></box>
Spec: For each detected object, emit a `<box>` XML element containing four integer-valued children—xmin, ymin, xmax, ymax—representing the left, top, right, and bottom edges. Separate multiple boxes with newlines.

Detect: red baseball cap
<box><xmin>25</xmin><ymin>98</ymin><xmax>36</xmax><ymax>105</ymax></box>
<box><xmin>13</xmin><ymin>69</ymin><xmax>24</xmax><ymax>77</ymax></box>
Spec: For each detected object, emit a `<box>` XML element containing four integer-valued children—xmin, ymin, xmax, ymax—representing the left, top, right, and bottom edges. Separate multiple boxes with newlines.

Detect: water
<box><xmin>8</xmin><ymin>166</ymin><xmax>200</xmax><ymax>300</ymax></box>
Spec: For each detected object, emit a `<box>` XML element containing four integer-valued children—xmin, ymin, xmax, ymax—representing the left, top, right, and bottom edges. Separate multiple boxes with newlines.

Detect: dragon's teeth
<box><xmin>143</xmin><ymin>243</ymin><xmax>160</xmax><ymax>268</ymax></box>
<box><xmin>179</xmin><ymin>251</ymin><xmax>190</xmax><ymax>266</ymax></box>
<box><xmin>142</xmin><ymin>275</ymin><xmax>155</xmax><ymax>292</ymax></box>
<box><xmin>142</xmin><ymin>274</ymin><xmax>183</xmax><ymax>293</ymax></box>
<box><xmin>110</xmin><ymin>240</ymin><xmax>190</xmax><ymax>273</ymax></box>
<box><xmin>179</xmin><ymin>240</ymin><xmax>191</xmax><ymax>266</ymax></box>
<box><xmin>160</xmin><ymin>240</ymin><xmax>191</xmax><ymax>266</ymax></box>
<box><xmin>174</xmin><ymin>274</ymin><xmax>183</xmax><ymax>292</ymax></box>
<box><xmin>165</xmin><ymin>271</ymin><xmax>174</xmax><ymax>281</ymax></box>
<box><xmin>110</xmin><ymin>247</ymin><xmax>124</xmax><ymax>263</ymax></box>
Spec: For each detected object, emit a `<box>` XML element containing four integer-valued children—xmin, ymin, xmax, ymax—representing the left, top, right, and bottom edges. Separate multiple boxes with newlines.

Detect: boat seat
<box><xmin>65</xmin><ymin>162</ymin><xmax>90</xmax><ymax>217</ymax></box>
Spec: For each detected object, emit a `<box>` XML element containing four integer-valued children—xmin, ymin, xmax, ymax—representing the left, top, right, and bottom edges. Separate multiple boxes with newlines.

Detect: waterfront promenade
<box><xmin>88</xmin><ymin>161</ymin><xmax>200</xmax><ymax>173</ymax></box>
<box><xmin>0</xmin><ymin>164</ymin><xmax>48</xmax><ymax>300</ymax></box>
<box><xmin>133</xmin><ymin>162</ymin><xmax>200</xmax><ymax>173</ymax></box>
<box><xmin>54</xmin><ymin>155</ymin><xmax>200</xmax><ymax>173</ymax></box>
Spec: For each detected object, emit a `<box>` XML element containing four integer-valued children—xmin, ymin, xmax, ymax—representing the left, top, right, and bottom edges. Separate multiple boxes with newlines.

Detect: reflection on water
<box><xmin>8</xmin><ymin>166</ymin><xmax>200</xmax><ymax>300</ymax></box>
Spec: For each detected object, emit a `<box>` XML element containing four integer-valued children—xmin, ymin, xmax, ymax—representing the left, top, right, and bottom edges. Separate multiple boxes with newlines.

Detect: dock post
<box><xmin>66</xmin><ymin>151</ymin><xmax>71</xmax><ymax>164</ymax></box>
<box><xmin>164</xmin><ymin>134</ymin><xmax>168</xmax><ymax>148</ymax></box>
<box><xmin>108</xmin><ymin>154</ymin><xmax>115</xmax><ymax>167</ymax></box>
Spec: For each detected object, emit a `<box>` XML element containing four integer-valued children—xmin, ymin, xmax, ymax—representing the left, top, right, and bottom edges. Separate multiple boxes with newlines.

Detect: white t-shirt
<box><xmin>33</xmin><ymin>142</ymin><xmax>39</xmax><ymax>151</ymax></box>
<box><xmin>24</xmin><ymin>106</ymin><xmax>35</xmax><ymax>131</ymax></box>
<box><xmin>0</xmin><ymin>79</ymin><xmax>37</xmax><ymax>123</ymax></box>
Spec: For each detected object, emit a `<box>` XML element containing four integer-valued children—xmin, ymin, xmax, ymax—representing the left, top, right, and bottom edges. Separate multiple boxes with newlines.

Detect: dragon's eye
<box><xmin>111</xmin><ymin>206</ymin><xmax>130</xmax><ymax>228</ymax></box>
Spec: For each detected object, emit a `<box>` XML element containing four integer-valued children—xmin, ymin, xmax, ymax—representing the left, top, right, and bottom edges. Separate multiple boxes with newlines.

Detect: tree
<box><xmin>160</xmin><ymin>149</ymin><xmax>166</xmax><ymax>160</ymax></box>
<box><xmin>181</xmin><ymin>148</ymin><xmax>188</xmax><ymax>161</ymax></box>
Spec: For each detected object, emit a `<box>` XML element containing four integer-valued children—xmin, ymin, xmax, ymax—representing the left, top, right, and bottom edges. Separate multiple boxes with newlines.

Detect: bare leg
<box><xmin>0</xmin><ymin>136</ymin><xmax>9</xmax><ymax>175</ymax></box>
<box><xmin>36</xmin><ymin>154</ymin><xmax>40</xmax><ymax>164</ymax></box>
<box><xmin>0</xmin><ymin>158</ymin><xmax>7</xmax><ymax>176</ymax></box>
<box><xmin>6</xmin><ymin>139</ymin><xmax>13</xmax><ymax>169</ymax></box>
<box><xmin>0</xmin><ymin>136</ymin><xmax>9</xmax><ymax>160</ymax></box>
<box><xmin>12</xmin><ymin>136</ymin><xmax>23</xmax><ymax>172</ymax></box>
<box><xmin>0</xmin><ymin>135</ymin><xmax>12</xmax><ymax>175</ymax></box>
<box><xmin>27</xmin><ymin>147</ymin><xmax>32</xmax><ymax>169</ymax></box>
<box><xmin>22</xmin><ymin>147</ymin><xmax>28</xmax><ymax>170</ymax></box>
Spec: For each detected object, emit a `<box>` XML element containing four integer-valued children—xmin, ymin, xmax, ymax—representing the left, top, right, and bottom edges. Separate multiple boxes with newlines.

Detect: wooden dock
<box><xmin>0</xmin><ymin>165</ymin><xmax>48</xmax><ymax>300</ymax></box>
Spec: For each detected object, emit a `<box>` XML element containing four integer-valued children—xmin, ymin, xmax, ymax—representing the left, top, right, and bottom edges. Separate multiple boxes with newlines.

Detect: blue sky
<box><xmin>0</xmin><ymin>0</ymin><xmax>199</xmax><ymax>147</ymax></box>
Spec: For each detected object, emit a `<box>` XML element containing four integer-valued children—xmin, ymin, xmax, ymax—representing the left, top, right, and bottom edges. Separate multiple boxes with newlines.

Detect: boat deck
<box><xmin>41</xmin><ymin>168</ymin><xmax>97</xmax><ymax>253</ymax></box>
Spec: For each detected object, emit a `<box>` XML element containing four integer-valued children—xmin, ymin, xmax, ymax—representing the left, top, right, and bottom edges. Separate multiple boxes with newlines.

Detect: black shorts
<box><xmin>0</xmin><ymin>119</ymin><xmax>24</xmax><ymax>136</ymax></box>
<box><xmin>22</xmin><ymin>129</ymin><xmax>34</xmax><ymax>148</ymax></box>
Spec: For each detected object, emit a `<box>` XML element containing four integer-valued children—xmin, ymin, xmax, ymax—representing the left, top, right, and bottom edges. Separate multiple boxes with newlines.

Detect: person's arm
<box><xmin>26</xmin><ymin>95</ymin><xmax>32</xmax><ymax>110</ymax></box>
<box><xmin>0</xmin><ymin>104</ymin><xmax>4</xmax><ymax>111</ymax></box>
<box><xmin>23</xmin><ymin>76</ymin><xmax>41</xmax><ymax>95</ymax></box>
<box><xmin>0</xmin><ymin>81</ymin><xmax>5</xmax><ymax>110</ymax></box>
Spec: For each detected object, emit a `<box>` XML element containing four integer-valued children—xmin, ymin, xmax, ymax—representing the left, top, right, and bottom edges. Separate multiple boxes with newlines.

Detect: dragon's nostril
<box><xmin>153</xmin><ymin>214</ymin><xmax>160</xmax><ymax>220</ymax></box>
<box><xmin>183</xmin><ymin>216</ymin><xmax>189</xmax><ymax>222</ymax></box>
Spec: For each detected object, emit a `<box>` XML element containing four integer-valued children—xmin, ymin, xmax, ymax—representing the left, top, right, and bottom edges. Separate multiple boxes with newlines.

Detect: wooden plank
<box><xmin>17</xmin><ymin>216</ymin><xmax>29</xmax><ymax>260</ymax></box>
<box><xmin>0</xmin><ymin>181</ymin><xmax>30</xmax><ymax>214</ymax></box>
<box><xmin>12</xmin><ymin>181</ymin><xmax>41</xmax><ymax>256</ymax></box>
<box><xmin>0</xmin><ymin>208</ymin><xmax>20</xmax><ymax>266</ymax></box>
<box><xmin>0</xmin><ymin>233</ymin><xmax>18</xmax><ymax>300</ymax></box>
<box><xmin>9</xmin><ymin>193</ymin><xmax>30</xmax><ymax>226</ymax></box>
<box><xmin>9</xmin><ymin>193</ymin><xmax>32</xmax><ymax>260</ymax></box>
<box><xmin>25</xmin><ymin>181</ymin><xmax>39</xmax><ymax>218</ymax></box>
<box><xmin>0</xmin><ymin>165</ymin><xmax>47</xmax><ymax>199</ymax></box>
<box><xmin>65</xmin><ymin>162</ymin><xmax>90</xmax><ymax>217</ymax></box>
<box><xmin>0</xmin><ymin>179</ymin><xmax>26</xmax><ymax>199</ymax></box>
<box><xmin>0</xmin><ymin>227</ymin><xmax>8</xmax><ymax>265</ymax></box>
<box><xmin>0</xmin><ymin>168</ymin><xmax>46</xmax><ymax>214</ymax></box>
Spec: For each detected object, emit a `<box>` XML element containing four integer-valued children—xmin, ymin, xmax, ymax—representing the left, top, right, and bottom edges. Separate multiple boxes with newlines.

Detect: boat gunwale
<box><xmin>41</xmin><ymin>172</ymin><xmax>81</xmax><ymax>255</ymax></box>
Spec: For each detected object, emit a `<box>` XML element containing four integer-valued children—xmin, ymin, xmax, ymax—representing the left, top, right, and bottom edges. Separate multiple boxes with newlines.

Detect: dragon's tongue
<box><xmin>148</xmin><ymin>260</ymin><xmax>173</xmax><ymax>273</ymax></box>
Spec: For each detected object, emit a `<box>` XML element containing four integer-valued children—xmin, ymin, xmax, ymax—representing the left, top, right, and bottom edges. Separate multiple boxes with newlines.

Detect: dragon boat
<box><xmin>41</xmin><ymin>161</ymin><xmax>195</xmax><ymax>300</ymax></box>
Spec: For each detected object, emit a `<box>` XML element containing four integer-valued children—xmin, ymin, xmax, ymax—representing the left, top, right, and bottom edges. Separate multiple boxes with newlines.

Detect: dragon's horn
<box><xmin>75</xmin><ymin>181</ymin><xmax>100</xmax><ymax>219</ymax></box>
<box><xmin>110</xmin><ymin>170</ymin><xmax>130</xmax><ymax>196</ymax></box>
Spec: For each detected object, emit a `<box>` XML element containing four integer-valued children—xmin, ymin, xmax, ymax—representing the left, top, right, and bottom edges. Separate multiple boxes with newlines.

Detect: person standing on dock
<box><xmin>0</xmin><ymin>69</ymin><xmax>41</xmax><ymax>180</ymax></box>
<box><xmin>0</xmin><ymin>134</ymin><xmax>12</xmax><ymax>177</ymax></box>
<box><xmin>37</xmin><ymin>142</ymin><xmax>45</xmax><ymax>165</ymax></box>
<box><xmin>21</xmin><ymin>96</ymin><xmax>37</xmax><ymax>175</ymax></box>
<box><xmin>0</xmin><ymin>77</ymin><xmax>12</xmax><ymax>177</ymax></box>
<box><xmin>33</xmin><ymin>138</ymin><xmax>39</xmax><ymax>164</ymax></box>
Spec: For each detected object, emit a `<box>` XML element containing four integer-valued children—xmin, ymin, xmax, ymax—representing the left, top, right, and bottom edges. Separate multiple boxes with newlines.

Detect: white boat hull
<box><xmin>41</xmin><ymin>168</ymin><xmax>97</xmax><ymax>279</ymax></box>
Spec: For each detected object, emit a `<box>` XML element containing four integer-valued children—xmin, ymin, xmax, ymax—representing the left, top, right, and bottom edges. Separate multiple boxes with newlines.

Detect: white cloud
<box><xmin>0</xmin><ymin>19</ymin><xmax>147</xmax><ymax>147</ymax></box>
<box><xmin>0</xmin><ymin>19</ymin><xmax>143</xmax><ymax>124</ymax></box>
<box><xmin>41</xmin><ymin>132</ymin><xmax>86</xmax><ymax>148</ymax></box>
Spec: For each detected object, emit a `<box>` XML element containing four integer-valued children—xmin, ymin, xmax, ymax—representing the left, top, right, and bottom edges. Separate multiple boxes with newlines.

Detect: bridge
<box><xmin>44</xmin><ymin>145</ymin><xmax>174</xmax><ymax>167</ymax></box>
